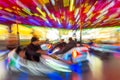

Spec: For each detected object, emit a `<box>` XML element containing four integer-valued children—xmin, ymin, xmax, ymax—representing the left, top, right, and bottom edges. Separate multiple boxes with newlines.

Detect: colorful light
<box><xmin>0</xmin><ymin>0</ymin><xmax>119</xmax><ymax>29</ymax></box>
<box><xmin>72</xmin><ymin>50</ymin><xmax>82</xmax><ymax>58</ymax></box>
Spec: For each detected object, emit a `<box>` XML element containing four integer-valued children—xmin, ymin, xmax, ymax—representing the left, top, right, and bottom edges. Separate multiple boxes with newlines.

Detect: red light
<box><xmin>72</xmin><ymin>50</ymin><xmax>82</xmax><ymax>58</ymax></box>
<box><xmin>47</xmin><ymin>44</ymin><xmax>52</xmax><ymax>49</ymax></box>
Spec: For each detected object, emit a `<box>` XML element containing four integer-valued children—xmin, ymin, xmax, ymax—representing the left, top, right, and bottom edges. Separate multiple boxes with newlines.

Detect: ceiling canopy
<box><xmin>0</xmin><ymin>0</ymin><xmax>120</xmax><ymax>29</ymax></box>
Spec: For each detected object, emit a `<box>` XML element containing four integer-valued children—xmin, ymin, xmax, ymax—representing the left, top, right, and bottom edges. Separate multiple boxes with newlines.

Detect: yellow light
<box><xmin>11</xmin><ymin>24</ymin><xmax>33</xmax><ymax>35</ymax></box>
<box><xmin>38</xmin><ymin>0</ymin><xmax>49</xmax><ymax>5</ymax></box>
<box><xmin>0</xmin><ymin>7</ymin><xmax>3</xmax><ymax>9</ymax></box>
<box><xmin>43</xmin><ymin>0</ymin><xmax>49</xmax><ymax>4</ymax></box>
<box><xmin>12</xmin><ymin>6</ymin><xmax>20</xmax><ymax>10</ymax></box>
<box><xmin>63</xmin><ymin>0</ymin><xmax>69</xmax><ymax>7</ymax></box>
<box><xmin>72</xmin><ymin>50</ymin><xmax>77</xmax><ymax>58</ymax></box>
<box><xmin>34</xmin><ymin>13</ymin><xmax>40</xmax><ymax>16</ymax></box>
<box><xmin>39</xmin><ymin>15</ymin><xmax>46</xmax><ymax>21</ymax></box>
<box><xmin>4</xmin><ymin>8</ymin><xmax>12</xmax><ymax>12</ymax></box>
<box><xmin>84</xmin><ymin>5</ymin><xmax>91</xmax><ymax>13</ymax></box>
<box><xmin>18</xmin><ymin>11</ymin><xmax>27</xmax><ymax>17</ymax></box>
<box><xmin>36</xmin><ymin>7</ymin><xmax>46</xmax><ymax>17</ymax></box>
<box><xmin>69</xmin><ymin>0</ymin><xmax>74</xmax><ymax>11</ymax></box>
<box><xmin>52</xmin><ymin>14</ymin><xmax>56</xmax><ymax>21</ymax></box>
<box><xmin>22</xmin><ymin>9</ymin><xmax>32</xmax><ymax>15</ymax></box>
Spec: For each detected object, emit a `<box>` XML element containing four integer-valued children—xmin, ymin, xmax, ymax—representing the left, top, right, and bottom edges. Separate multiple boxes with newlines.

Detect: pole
<box><xmin>79</xmin><ymin>0</ymin><xmax>82</xmax><ymax>46</ymax></box>
<box><xmin>80</xmin><ymin>26</ymin><xmax>82</xmax><ymax>46</ymax></box>
<box><xmin>16</xmin><ymin>7</ymin><xmax>20</xmax><ymax>46</ymax></box>
<box><xmin>16</xmin><ymin>23</ymin><xmax>20</xmax><ymax>46</ymax></box>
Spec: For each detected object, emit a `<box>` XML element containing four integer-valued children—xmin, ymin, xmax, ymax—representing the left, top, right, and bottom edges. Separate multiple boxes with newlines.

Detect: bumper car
<box><xmin>45</xmin><ymin>44</ymin><xmax>90</xmax><ymax>72</ymax></box>
<box><xmin>8</xmin><ymin>49</ymin><xmax>71</xmax><ymax>76</ymax></box>
<box><xmin>0</xmin><ymin>50</ymin><xmax>9</xmax><ymax>61</ymax></box>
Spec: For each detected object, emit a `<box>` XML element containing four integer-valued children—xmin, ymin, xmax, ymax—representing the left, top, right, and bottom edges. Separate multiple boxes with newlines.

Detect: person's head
<box><xmin>31</xmin><ymin>37</ymin><xmax>40</xmax><ymax>45</ymax></box>
<box><xmin>69</xmin><ymin>37</ymin><xmax>73</xmax><ymax>42</ymax></box>
<box><xmin>60</xmin><ymin>39</ymin><xmax>64</xmax><ymax>43</ymax></box>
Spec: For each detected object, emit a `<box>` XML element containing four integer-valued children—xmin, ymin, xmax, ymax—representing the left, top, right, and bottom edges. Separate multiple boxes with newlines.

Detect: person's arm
<box><xmin>36</xmin><ymin>50</ymin><xmax>46</xmax><ymax>54</ymax></box>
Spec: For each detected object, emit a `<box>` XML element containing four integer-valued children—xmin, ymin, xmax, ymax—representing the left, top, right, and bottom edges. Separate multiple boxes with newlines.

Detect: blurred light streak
<box><xmin>91</xmin><ymin>46</ymin><xmax>120</xmax><ymax>53</ymax></box>
<box><xmin>33</xmin><ymin>0</ymin><xmax>42</xmax><ymax>9</ymax></box>
<box><xmin>0</xmin><ymin>61</ymin><xmax>7</xmax><ymax>80</ymax></box>
<box><xmin>0</xmin><ymin>10</ymin><xmax>14</xmax><ymax>17</ymax></box>
<box><xmin>0</xmin><ymin>7</ymin><xmax>3</xmax><ymax>9</ymax></box>
<box><xmin>52</xmin><ymin>13</ymin><xmax>56</xmax><ymax>21</ymax></box>
<box><xmin>67</xmin><ymin>23</ymin><xmax>71</xmax><ymax>29</ymax></box>
<box><xmin>4</xmin><ymin>8</ymin><xmax>12</xmax><ymax>12</ymax></box>
<box><xmin>39</xmin><ymin>15</ymin><xmax>47</xmax><ymax>21</ymax></box>
<box><xmin>46</xmin><ymin>72</ymin><xmax>63</xmax><ymax>80</ymax></box>
<box><xmin>16</xmin><ymin>0</ymin><xmax>31</xmax><ymax>15</ymax></box>
<box><xmin>44</xmin><ymin>59</ymin><xmax>71</xmax><ymax>72</ymax></box>
<box><xmin>70</xmin><ymin>0</ymin><xmax>74</xmax><ymax>11</ymax></box>
<box><xmin>43</xmin><ymin>0</ymin><xmax>49</xmax><ymax>4</ymax></box>
<box><xmin>50</xmin><ymin>0</ymin><xmax>55</xmax><ymax>6</ymax></box>
<box><xmin>1</xmin><ymin>15</ymin><xmax>21</xmax><ymax>23</ymax></box>
<box><xmin>57</xmin><ymin>18</ymin><xmax>61</xmax><ymax>25</ymax></box>
<box><xmin>75</xmin><ymin>15</ymin><xmax>80</xmax><ymax>22</ymax></box>
<box><xmin>74</xmin><ymin>8</ymin><xmax>79</xmax><ymax>18</ymax></box>
<box><xmin>36</xmin><ymin>7</ymin><xmax>46</xmax><ymax>17</ymax></box>
<box><xmin>96</xmin><ymin>10</ymin><xmax>108</xmax><ymax>19</ymax></box>
<box><xmin>22</xmin><ymin>9</ymin><xmax>32</xmax><ymax>15</ymax></box>
<box><xmin>43</xmin><ymin>5</ymin><xmax>50</xmax><ymax>15</ymax></box>
<box><xmin>63</xmin><ymin>0</ymin><xmax>69</xmax><ymax>7</ymax></box>
<box><xmin>100</xmin><ymin>1</ymin><xmax>115</xmax><ymax>13</ymax></box>
<box><xmin>0</xmin><ymin>50</ymin><xmax>9</xmax><ymax>62</ymax></box>
<box><xmin>86</xmin><ymin>6</ymin><xmax>95</xmax><ymax>17</ymax></box>
<box><xmin>29</xmin><ymin>19</ymin><xmax>40</xmax><ymax>25</ymax></box>
<box><xmin>45</xmin><ymin>59</ymin><xmax>69</xmax><ymax>69</ymax></box>
<box><xmin>18</xmin><ymin>11</ymin><xmax>27</xmax><ymax>17</ymax></box>
<box><xmin>89</xmin><ymin>56</ymin><xmax>104</xmax><ymax>80</ymax></box>
<box><xmin>34</xmin><ymin>13</ymin><xmax>39</xmax><ymax>16</ymax></box>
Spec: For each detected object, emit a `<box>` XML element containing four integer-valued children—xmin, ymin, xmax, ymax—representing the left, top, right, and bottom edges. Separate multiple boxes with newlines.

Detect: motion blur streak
<box><xmin>0</xmin><ymin>61</ymin><xmax>7</xmax><ymax>80</ymax></box>
<box><xmin>89</xmin><ymin>56</ymin><xmax>104</xmax><ymax>80</ymax></box>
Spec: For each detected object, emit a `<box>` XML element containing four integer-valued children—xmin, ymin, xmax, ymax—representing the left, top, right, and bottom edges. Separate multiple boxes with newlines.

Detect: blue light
<box><xmin>66</xmin><ymin>23</ymin><xmax>71</xmax><ymax>29</ymax></box>
<box><xmin>29</xmin><ymin>19</ymin><xmax>40</xmax><ymax>25</ymax></box>
<box><xmin>0</xmin><ymin>17</ymin><xmax>7</xmax><ymax>22</ymax></box>
<box><xmin>46</xmin><ymin>72</ymin><xmax>63</xmax><ymax>80</ymax></box>
<box><xmin>57</xmin><ymin>23</ymin><xmax>62</xmax><ymax>28</ymax></box>
<box><xmin>18</xmin><ymin>72</ymin><xmax>28</xmax><ymax>80</ymax></box>
<box><xmin>45</xmin><ymin>20</ymin><xmax>52</xmax><ymax>27</ymax></box>
<box><xmin>70</xmin><ymin>63</ymin><xmax>82</xmax><ymax>74</ymax></box>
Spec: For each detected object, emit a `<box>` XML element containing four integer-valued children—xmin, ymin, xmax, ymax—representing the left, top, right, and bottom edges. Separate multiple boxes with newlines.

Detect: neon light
<box><xmin>70</xmin><ymin>0</ymin><xmax>74</xmax><ymax>11</ymax></box>
<box><xmin>75</xmin><ymin>15</ymin><xmax>80</xmax><ymax>22</ymax></box>
<box><xmin>100</xmin><ymin>1</ymin><xmax>115</xmax><ymax>13</ymax></box>
<box><xmin>50</xmin><ymin>0</ymin><xmax>55</xmax><ymax>6</ymax></box>
<box><xmin>22</xmin><ymin>9</ymin><xmax>32</xmax><ymax>15</ymax></box>
<box><xmin>29</xmin><ymin>19</ymin><xmax>40</xmax><ymax>25</ymax></box>
<box><xmin>36</xmin><ymin>7</ymin><xmax>46</xmax><ymax>17</ymax></box>
<box><xmin>2</xmin><ymin>15</ymin><xmax>21</xmax><ymax>23</ymax></box>
<box><xmin>74</xmin><ymin>8</ymin><xmax>79</xmax><ymax>18</ymax></box>
<box><xmin>43</xmin><ymin>5</ymin><xmax>50</xmax><ymax>15</ymax></box>
<box><xmin>16</xmin><ymin>0</ymin><xmax>30</xmax><ymax>11</ymax></box>
<box><xmin>52</xmin><ymin>14</ymin><xmax>56</xmax><ymax>21</ymax></box>
<box><xmin>4</xmin><ymin>8</ymin><xmax>12</xmax><ymax>12</ymax></box>
<box><xmin>63</xmin><ymin>0</ymin><xmax>69</xmax><ymax>7</ymax></box>
<box><xmin>0</xmin><ymin>7</ymin><xmax>2</xmax><ymax>10</ymax></box>
<box><xmin>72</xmin><ymin>50</ymin><xmax>77</xmax><ymax>58</ymax></box>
